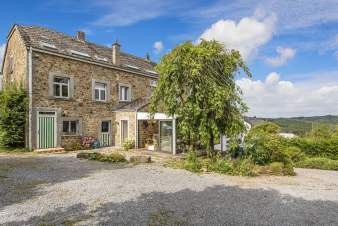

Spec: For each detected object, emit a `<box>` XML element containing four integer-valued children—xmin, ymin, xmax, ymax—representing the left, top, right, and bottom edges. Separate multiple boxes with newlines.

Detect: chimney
<box><xmin>76</xmin><ymin>31</ymin><xmax>85</xmax><ymax>42</ymax></box>
<box><xmin>112</xmin><ymin>40</ymin><xmax>120</xmax><ymax>65</ymax></box>
<box><xmin>145</xmin><ymin>53</ymin><xmax>150</xmax><ymax>62</ymax></box>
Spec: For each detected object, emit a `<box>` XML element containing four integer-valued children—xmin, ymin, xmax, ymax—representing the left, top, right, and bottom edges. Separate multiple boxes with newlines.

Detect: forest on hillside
<box><xmin>246</xmin><ymin>115</ymin><xmax>338</xmax><ymax>136</ymax></box>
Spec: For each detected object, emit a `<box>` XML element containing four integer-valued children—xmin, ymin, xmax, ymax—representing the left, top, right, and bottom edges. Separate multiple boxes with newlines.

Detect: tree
<box><xmin>0</xmin><ymin>84</ymin><xmax>28</xmax><ymax>147</ymax></box>
<box><xmin>150</xmin><ymin>40</ymin><xmax>251</xmax><ymax>154</ymax></box>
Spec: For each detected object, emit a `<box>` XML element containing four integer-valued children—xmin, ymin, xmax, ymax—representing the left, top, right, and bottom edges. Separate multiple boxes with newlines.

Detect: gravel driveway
<box><xmin>0</xmin><ymin>153</ymin><xmax>337</xmax><ymax>226</ymax></box>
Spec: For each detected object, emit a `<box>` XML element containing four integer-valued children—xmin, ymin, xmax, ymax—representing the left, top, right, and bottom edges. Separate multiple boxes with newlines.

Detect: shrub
<box><xmin>77</xmin><ymin>152</ymin><xmax>127</xmax><ymax>163</ymax></box>
<box><xmin>122</xmin><ymin>139</ymin><xmax>135</xmax><ymax>151</ymax></box>
<box><xmin>0</xmin><ymin>85</ymin><xmax>28</xmax><ymax>147</ymax></box>
<box><xmin>296</xmin><ymin>157</ymin><xmax>338</xmax><ymax>171</ymax></box>
<box><xmin>285</xmin><ymin>137</ymin><xmax>338</xmax><ymax>160</ymax></box>
<box><xmin>232</xmin><ymin>159</ymin><xmax>258</xmax><ymax>176</ymax></box>
<box><xmin>183</xmin><ymin>149</ymin><xmax>203</xmax><ymax>172</ymax></box>
<box><xmin>207</xmin><ymin>158</ymin><xmax>232</xmax><ymax>174</ymax></box>
<box><xmin>284</xmin><ymin>146</ymin><xmax>305</xmax><ymax>163</ymax></box>
<box><xmin>65</xmin><ymin>141</ymin><xmax>83</xmax><ymax>151</ymax></box>
<box><xmin>81</xmin><ymin>136</ymin><xmax>96</xmax><ymax>149</ymax></box>
<box><xmin>257</xmin><ymin>162</ymin><xmax>295</xmax><ymax>176</ymax></box>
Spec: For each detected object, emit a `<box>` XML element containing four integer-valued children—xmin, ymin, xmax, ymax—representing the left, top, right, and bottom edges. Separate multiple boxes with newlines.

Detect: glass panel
<box><xmin>124</xmin><ymin>87</ymin><xmax>129</xmax><ymax>100</ymax></box>
<box><xmin>54</xmin><ymin>84</ymin><xmax>60</xmax><ymax>96</ymax></box>
<box><xmin>54</xmin><ymin>77</ymin><xmax>69</xmax><ymax>84</ymax></box>
<box><xmin>121</xmin><ymin>120</ymin><xmax>128</xmax><ymax>143</ymax></box>
<box><xmin>63</xmin><ymin>121</ymin><xmax>69</xmax><ymax>133</ymax></box>
<box><xmin>100</xmin><ymin>90</ymin><xmax>106</xmax><ymax>100</ymax></box>
<box><xmin>160</xmin><ymin>121</ymin><xmax>173</xmax><ymax>153</ymax></box>
<box><xmin>61</xmin><ymin>85</ymin><xmax>68</xmax><ymax>97</ymax></box>
<box><xmin>102</xmin><ymin>121</ymin><xmax>109</xmax><ymax>133</ymax></box>
<box><xmin>70</xmin><ymin>121</ymin><xmax>77</xmax><ymax>134</ymax></box>
<box><xmin>95</xmin><ymin>82</ymin><xmax>105</xmax><ymax>89</ymax></box>
<box><xmin>95</xmin><ymin>89</ymin><xmax>99</xmax><ymax>100</ymax></box>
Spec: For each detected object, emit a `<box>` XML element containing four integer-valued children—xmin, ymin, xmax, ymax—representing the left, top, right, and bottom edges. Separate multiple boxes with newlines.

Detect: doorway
<box><xmin>101</xmin><ymin>120</ymin><xmax>111</xmax><ymax>147</ymax></box>
<box><xmin>37</xmin><ymin>111</ymin><xmax>57</xmax><ymax>149</ymax></box>
<box><xmin>121</xmin><ymin>120</ymin><xmax>128</xmax><ymax>145</ymax></box>
<box><xmin>159</xmin><ymin>121</ymin><xmax>173</xmax><ymax>153</ymax></box>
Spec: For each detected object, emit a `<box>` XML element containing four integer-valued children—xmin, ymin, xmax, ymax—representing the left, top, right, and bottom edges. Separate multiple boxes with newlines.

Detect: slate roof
<box><xmin>14</xmin><ymin>25</ymin><xmax>158</xmax><ymax>77</ymax></box>
<box><xmin>112</xmin><ymin>97</ymin><xmax>150</xmax><ymax>111</ymax></box>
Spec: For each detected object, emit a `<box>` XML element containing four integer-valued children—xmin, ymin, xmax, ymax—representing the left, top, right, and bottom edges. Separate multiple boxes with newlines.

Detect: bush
<box><xmin>77</xmin><ymin>152</ymin><xmax>127</xmax><ymax>163</ymax></box>
<box><xmin>183</xmin><ymin>150</ymin><xmax>203</xmax><ymax>172</ymax></box>
<box><xmin>65</xmin><ymin>141</ymin><xmax>83</xmax><ymax>151</ymax></box>
<box><xmin>296</xmin><ymin>157</ymin><xmax>338</xmax><ymax>171</ymax></box>
<box><xmin>284</xmin><ymin>146</ymin><xmax>305</xmax><ymax>163</ymax></box>
<box><xmin>122</xmin><ymin>139</ymin><xmax>135</xmax><ymax>151</ymax></box>
<box><xmin>231</xmin><ymin>159</ymin><xmax>258</xmax><ymax>176</ymax></box>
<box><xmin>206</xmin><ymin>158</ymin><xmax>232</xmax><ymax>174</ymax></box>
<box><xmin>81</xmin><ymin>136</ymin><xmax>96</xmax><ymax>149</ymax></box>
<box><xmin>285</xmin><ymin>137</ymin><xmax>338</xmax><ymax>160</ymax></box>
<box><xmin>257</xmin><ymin>162</ymin><xmax>295</xmax><ymax>176</ymax></box>
<box><xmin>0</xmin><ymin>85</ymin><xmax>28</xmax><ymax>147</ymax></box>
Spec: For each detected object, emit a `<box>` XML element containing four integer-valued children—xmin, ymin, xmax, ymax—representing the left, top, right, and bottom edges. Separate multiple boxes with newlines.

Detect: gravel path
<box><xmin>0</xmin><ymin>153</ymin><xmax>337</xmax><ymax>226</ymax></box>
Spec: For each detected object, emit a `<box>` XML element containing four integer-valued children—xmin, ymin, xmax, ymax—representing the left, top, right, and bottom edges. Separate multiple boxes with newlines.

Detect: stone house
<box><xmin>1</xmin><ymin>25</ymin><xmax>176</xmax><ymax>154</ymax></box>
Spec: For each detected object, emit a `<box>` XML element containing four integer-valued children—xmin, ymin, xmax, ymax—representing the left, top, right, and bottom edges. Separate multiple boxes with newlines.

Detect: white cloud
<box><xmin>237</xmin><ymin>72</ymin><xmax>338</xmax><ymax>117</ymax></box>
<box><xmin>188</xmin><ymin>0</ymin><xmax>338</xmax><ymax>31</ymax></box>
<box><xmin>198</xmin><ymin>15</ymin><xmax>276</xmax><ymax>59</ymax></box>
<box><xmin>0</xmin><ymin>43</ymin><xmax>6</xmax><ymax>71</ymax></box>
<box><xmin>265</xmin><ymin>47</ymin><xmax>296</xmax><ymax>67</ymax></box>
<box><xmin>153</xmin><ymin>41</ymin><xmax>164</xmax><ymax>54</ymax></box>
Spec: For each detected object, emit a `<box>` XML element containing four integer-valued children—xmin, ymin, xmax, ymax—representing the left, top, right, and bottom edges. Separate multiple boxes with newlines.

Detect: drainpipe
<box><xmin>28</xmin><ymin>47</ymin><xmax>33</xmax><ymax>150</ymax></box>
<box><xmin>135</xmin><ymin>109</ymin><xmax>138</xmax><ymax>149</ymax></box>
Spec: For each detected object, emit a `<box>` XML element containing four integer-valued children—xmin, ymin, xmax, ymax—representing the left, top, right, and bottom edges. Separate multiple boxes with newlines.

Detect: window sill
<box><xmin>50</xmin><ymin>96</ymin><xmax>73</xmax><ymax>101</ymax></box>
<box><xmin>93</xmin><ymin>100</ymin><xmax>109</xmax><ymax>104</ymax></box>
<box><xmin>119</xmin><ymin>100</ymin><xmax>131</xmax><ymax>103</ymax></box>
<box><xmin>62</xmin><ymin>134</ymin><xmax>81</xmax><ymax>137</ymax></box>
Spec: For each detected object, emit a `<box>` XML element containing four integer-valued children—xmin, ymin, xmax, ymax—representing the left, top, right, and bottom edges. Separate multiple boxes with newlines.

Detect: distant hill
<box><xmin>246</xmin><ymin>115</ymin><xmax>338</xmax><ymax>135</ymax></box>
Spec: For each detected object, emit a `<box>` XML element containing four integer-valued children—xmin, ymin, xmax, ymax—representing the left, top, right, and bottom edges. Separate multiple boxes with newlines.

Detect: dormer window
<box><xmin>69</xmin><ymin>50</ymin><xmax>90</xmax><ymax>58</ymax></box>
<box><xmin>40</xmin><ymin>42</ymin><xmax>57</xmax><ymax>50</ymax></box>
<box><xmin>124</xmin><ymin>64</ymin><xmax>139</xmax><ymax>70</ymax></box>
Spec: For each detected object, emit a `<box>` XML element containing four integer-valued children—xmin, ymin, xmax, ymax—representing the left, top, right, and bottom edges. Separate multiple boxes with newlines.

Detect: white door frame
<box><xmin>36</xmin><ymin>111</ymin><xmax>57</xmax><ymax>149</ymax></box>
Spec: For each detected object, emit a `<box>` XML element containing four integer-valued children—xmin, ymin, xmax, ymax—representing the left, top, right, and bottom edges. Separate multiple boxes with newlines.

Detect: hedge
<box><xmin>285</xmin><ymin>138</ymin><xmax>338</xmax><ymax>160</ymax></box>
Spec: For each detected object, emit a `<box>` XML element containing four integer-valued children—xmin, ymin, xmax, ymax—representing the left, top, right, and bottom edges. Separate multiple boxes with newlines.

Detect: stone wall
<box><xmin>114</xmin><ymin>111</ymin><xmax>136</xmax><ymax>147</ymax></box>
<box><xmin>2</xmin><ymin>28</ymin><xmax>27</xmax><ymax>88</ymax></box>
<box><xmin>31</xmin><ymin>51</ymin><xmax>156</xmax><ymax>149</ymax></box>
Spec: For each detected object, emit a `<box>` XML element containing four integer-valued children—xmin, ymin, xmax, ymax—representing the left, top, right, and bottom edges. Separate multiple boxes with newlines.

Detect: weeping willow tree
<box><xmin>150</xmin><ymin>40</ymin><xmax>251</xmax><ymax>154</ymax></box>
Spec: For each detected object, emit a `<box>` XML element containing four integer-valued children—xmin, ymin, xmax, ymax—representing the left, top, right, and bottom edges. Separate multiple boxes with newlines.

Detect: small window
<box><xmin>150</xmin><ymin>80</ymin><xmax>157</xmax><ymax>87</ymax></box>
<box><xmin>63</xmin><ymin>120</ymin><xmax>78</xmax><ymax>135</ymax></box>
<box><xmin>53</xmin><ymin>77</ymin><xmax>70</xmax><ymax>98</ymax></box>
<box><xmin>119</xmin><ymin>85</ymin><xmax>130</xmax><ymax>101</ymax></box>
<box><xmin>94</xmin><ymin>82</ymin><xmax>107</xmax><ymax>101</ymax></box>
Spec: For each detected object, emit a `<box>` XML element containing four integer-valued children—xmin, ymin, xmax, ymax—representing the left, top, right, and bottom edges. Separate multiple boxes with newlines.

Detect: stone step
<box><xmin>34</xmin><ymin>147</ymin><xmax>65</xmax><ymax>154</ymax></box>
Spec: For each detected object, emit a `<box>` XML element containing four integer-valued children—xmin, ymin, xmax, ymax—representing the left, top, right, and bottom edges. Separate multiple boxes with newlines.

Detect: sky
<box><xmin>0</xmin><ymin>0</ymin><xmax>338</xmax><ymax>118</ymax></box>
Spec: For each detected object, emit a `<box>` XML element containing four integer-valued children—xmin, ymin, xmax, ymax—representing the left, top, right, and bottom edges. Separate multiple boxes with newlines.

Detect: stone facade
<box><xmin>31</xmin><ymin>51</ymin><xmax>156</xmax><ymax>149</ymax></box>
<box><xmin>1</xmin><ymin>26</ymin><xmax>159</xmax><ymax>150</ymax></box>
<box><xmin>2</xmin><ymin>28</ymin><xmax>28</xmax><ymax>88</ymax></box>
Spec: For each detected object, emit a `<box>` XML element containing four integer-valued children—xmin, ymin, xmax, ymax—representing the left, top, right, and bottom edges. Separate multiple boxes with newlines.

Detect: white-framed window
<box><xmin>94</xmin><ymin>82</ymin><xmax>107</xmax><ymax>101</ymax></box>
<box><xmin>62</xmin><ymin>120</ymin><xmax>79</xmax><ymax>135</ymax></box>
<box><xmin>53</xmin><ymin>77</ymin><xmax>70</xmax><ymax>98</ymax></box>
<box><xmin>150</xmin><ymin>80</ymin><xmax>157</xmax><ymax>87</ymax></box>
<box><xmin>119</xmin><ymin>84</ymin><xmax>131</xmax><ymax>101</ymax></box>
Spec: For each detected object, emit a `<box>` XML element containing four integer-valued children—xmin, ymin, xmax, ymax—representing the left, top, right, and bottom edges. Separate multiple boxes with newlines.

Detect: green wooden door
<box><xmin>38</xmin><ymin>112</ymin><xmax>56</xmax><ymax>149</ymax></box>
